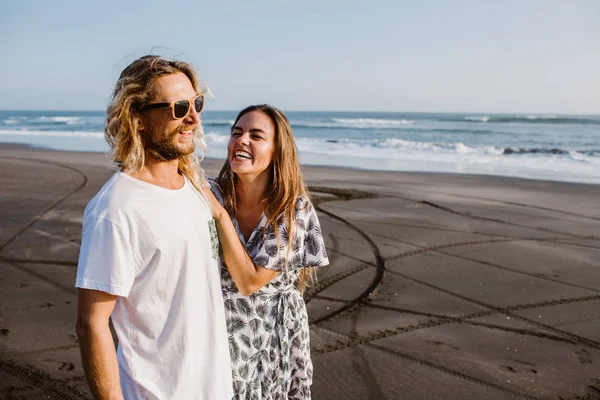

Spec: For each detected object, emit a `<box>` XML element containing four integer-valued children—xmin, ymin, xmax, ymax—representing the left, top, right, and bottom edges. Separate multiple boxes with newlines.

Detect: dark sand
<box><xmin>1</xmin><ymin>145</ymin><xmax>599</xmax><ymax>399</ymax></box>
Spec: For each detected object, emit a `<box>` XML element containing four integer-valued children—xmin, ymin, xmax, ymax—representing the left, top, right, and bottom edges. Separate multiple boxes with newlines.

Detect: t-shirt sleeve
<box><xmin>75</xmin><ymin>216</ymin><xmax>135</xmax><ymax>297</ymax></box>
<box><xmin>253</xmin><ymin>199</ymin><xmax>329</xmax><ymax>272</ymax></box>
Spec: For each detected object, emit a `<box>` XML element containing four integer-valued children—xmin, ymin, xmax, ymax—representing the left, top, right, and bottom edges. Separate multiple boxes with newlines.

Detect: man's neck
<box><xmin>127</xmin><ymin>157</ymin><xmax>184</xmax><ymax>190</ymax></box>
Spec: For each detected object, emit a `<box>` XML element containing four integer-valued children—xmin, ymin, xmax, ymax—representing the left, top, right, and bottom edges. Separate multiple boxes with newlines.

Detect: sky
<box><xmin>1</xmin><ymin>0</ymin><xmax>599</xmax><ymax>113</ymax></box>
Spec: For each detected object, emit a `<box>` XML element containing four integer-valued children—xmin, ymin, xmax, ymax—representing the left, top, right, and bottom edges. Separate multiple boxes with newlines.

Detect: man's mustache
<box><xmin>174</xmin><ymin>125</ymin><xmax>198</xmax><ymax>134</ymax></box>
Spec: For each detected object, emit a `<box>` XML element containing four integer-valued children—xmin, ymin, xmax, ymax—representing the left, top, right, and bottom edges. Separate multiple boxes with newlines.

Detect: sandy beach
<box><xmin>1</xmin><ymin>144</ymin><xmax>599</xmax><ymax>400</ymax></box>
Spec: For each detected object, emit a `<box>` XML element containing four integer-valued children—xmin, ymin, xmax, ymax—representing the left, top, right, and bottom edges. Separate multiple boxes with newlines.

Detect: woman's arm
<box><xmin>202</xmin><ymin>186</ymin><xmax>278</xmax><ymax>295</ymax></box>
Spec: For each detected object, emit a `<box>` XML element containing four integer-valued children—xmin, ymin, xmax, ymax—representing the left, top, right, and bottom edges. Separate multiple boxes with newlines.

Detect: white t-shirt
<box><xmin>76</xmin><ymin>171</ymin><xmax>233</xmax><ymax>400</ymax></box>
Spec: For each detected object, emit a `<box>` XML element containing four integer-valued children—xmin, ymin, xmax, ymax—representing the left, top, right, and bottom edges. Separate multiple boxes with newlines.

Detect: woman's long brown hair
<box><xmin>217</xmin><ymin>105</ymin><xmax>316</xmax><ymax>293</ymax></box>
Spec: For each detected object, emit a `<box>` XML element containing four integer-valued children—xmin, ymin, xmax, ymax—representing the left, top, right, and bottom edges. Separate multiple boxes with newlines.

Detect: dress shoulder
<box><xmin>253</xmin><ymin>194</ymin><xmax>329</xmax><ymax>271</ymax></box>
<box><xmin>209</xmin><ymin>179</ymin><xmax>226</xmax><ymax>206</ymax></box>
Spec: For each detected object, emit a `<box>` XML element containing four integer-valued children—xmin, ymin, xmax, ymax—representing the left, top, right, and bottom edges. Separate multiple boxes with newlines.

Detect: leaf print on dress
<box><xmin>294</xmin><ymin>209</ymin><xmax>304</xmax><ymax>225</ymax></box>
<box><xmin>280</xmin><ymin>225</ymin><xmax>290</xmax><ymax>244</ymax></box>
<box><xmin>227</xmin><ymin>316</ymin><xmax>246</xmax><ymax>336</ymax></box>
<box><xmin>249</xmin><ymin>318</ymin><xmax>262</xmax><ymax>334</ymax></box>
<box><xmin>253</xmin><ymin>335</ymin><xmax>265</xmax><ymax>349</ymax></box>
<box><xmin>265</xmin><ymin>225</ymin><xmax>278</xmax><ymax>241</ymax></box>
<box><xmin>290</xmin><ymin>252</ymin><xmax>304</xmax><ymax>270</ymax></box>
<box><xmin>236</xmin><ymin>298</ymin><xmax>252</xmax><ymax>316</ymax></box>
<box><xmin>247</xmin><ymin>225</ymin><xmax>265</xmax><ymax>249</ymax></box>
<box><xmin>255</xmin><ymin>303</ymin><xmax>268</xmax><ymax>319</ymax></box>
<box><xmin>224</xmin><ymin>298</ymin><xmax>237</xmax><ymax>314</ymax></box>
<box><xmin>304</xmin><ymin>233</ymin><xmax>321</xmax><ymax>257</ymax></box>
<box><xmin>238</xmin><ymin>363</ymin><xmax>250</xmax><ymax>379</ymax></box>
<box><xmin>229</xmin><ymin>339</ymin><xmax>241</xmax><ymax>363</ymax></box>
<box><xmin>254</xmin><ymin>253</ymin><xmax>270</xmax><ymax>268</ymax></box>
<box><xmin>207</xmin><ymin>219</ymin><xmax>219</xmax><ymax>259</ymax></box>
<box><xmin>212</xmin><ymin>194</ymin><xmax>330</xmax><ymax>400</ymax></box>
<box><xmin>239</xmin><ymin>333</ymin><xmax>252</xmax><ymax>349</ymax></box>
<box><xmin>270</xmin><ymin>333</ymin><xmax>280</xmax><ymax>350</ymax></box>
<box><xmin>265</xmin><ymin>242</ymin><xmax>279</xmax><ymax>258</ymax></box>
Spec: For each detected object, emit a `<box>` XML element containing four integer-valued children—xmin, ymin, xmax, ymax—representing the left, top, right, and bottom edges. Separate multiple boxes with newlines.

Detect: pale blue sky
<box><xmin>1</xmin><ymin>0</ymin><xmax>599</xmax><ymax>113</ymax></box>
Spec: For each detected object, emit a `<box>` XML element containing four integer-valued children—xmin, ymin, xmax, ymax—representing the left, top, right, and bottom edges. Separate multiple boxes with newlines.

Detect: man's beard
<box><xmin>145</xmin><ymin>125</ymin><xmax>197</xmax><ymax>161</ymax></box>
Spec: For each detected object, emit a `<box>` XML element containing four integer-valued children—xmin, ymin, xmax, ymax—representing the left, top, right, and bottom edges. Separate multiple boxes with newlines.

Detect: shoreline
<box><xmin>2</xmin><ymin>142</ymin><xmax>599</xmax><ymax>189</ymax></box>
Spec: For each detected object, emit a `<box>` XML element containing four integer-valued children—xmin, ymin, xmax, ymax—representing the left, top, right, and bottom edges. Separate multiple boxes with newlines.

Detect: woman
<box><xmin>202</xmin><ymin>104</ymin><xmax>329</xmax><ymax>399</ymax></box>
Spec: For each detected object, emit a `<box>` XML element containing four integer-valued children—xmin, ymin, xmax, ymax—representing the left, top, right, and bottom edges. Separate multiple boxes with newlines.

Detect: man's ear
<box><xmin>135</xmin><ymin>113</ymin><xmax>145</xmax><ymax>132</ymax></box>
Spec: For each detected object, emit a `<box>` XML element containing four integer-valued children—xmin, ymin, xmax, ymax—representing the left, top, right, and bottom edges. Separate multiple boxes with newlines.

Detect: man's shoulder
<box><xmin>84</xmin><ymin>172</ymin><xmax>138</xmax><ymax>224</ymax></box>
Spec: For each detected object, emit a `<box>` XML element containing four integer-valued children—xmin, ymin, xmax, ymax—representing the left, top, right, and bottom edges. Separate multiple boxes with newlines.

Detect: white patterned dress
<box><xmin>210</xmin><ymin>183</ymin><xmax>329</xmax><ymax>400</ymax></box>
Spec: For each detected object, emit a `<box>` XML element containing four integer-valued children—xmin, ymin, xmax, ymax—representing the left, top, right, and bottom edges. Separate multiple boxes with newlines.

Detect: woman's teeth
<box><xmin>235</xmin><ymin>150</ymin><xmax>252</xmax><ymax>159</ymax></box>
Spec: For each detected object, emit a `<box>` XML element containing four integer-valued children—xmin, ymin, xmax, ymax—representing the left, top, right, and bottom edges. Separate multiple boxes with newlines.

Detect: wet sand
<box><xmin>0</xmin><ymin>145</ymin><xmax>599</xmax><ymax>399</ymax></box>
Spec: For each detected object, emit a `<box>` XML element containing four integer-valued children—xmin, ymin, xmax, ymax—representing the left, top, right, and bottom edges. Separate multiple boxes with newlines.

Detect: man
<box><xmin>75</xmin><ymin>55</ymin><xmax>232</xmax><ymax>400</ymax></box>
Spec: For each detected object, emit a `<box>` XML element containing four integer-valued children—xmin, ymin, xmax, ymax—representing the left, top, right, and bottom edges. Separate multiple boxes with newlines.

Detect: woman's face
<box><xmin>228</xmin><ymin>110</ymin><xmax>276</xmax><ymax>179</ymax></box>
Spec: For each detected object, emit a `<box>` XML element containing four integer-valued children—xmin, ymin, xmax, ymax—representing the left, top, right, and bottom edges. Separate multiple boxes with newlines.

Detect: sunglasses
<box><xmin>141</xmin><ymin>94</ymin><xmax>204</xmax><ymax>119</ymax></box>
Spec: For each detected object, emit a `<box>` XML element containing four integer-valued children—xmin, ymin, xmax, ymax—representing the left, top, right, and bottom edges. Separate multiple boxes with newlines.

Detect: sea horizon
<box><xmin>1</xmin><ymin>109</ymin><xmax>599</xmax><ymax>117</ymax></box>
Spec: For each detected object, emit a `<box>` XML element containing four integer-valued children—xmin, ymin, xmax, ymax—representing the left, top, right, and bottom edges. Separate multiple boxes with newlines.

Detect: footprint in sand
<box><xmin>512</xmin><ymin>359</ymin><xmax>538</xmax><ymax>374</ymax></box>
<box><xmin>59</xmin><ymin>362</ymin><xmax>75</xmax><ymax>371</ymax></box>
<box><xmin>500</xmin><ymin>365</ymin><xmax>538</xmax><ymax>374</ymax></box>
<box><xmin>575</xmin><ymin>349</ymin><xmax>593</xmax><ymax>364</ymax></box>
<box><xmin>426</xmin><ymin>340</ymin><xmax>460</xmax><ymax>351</ymax></box>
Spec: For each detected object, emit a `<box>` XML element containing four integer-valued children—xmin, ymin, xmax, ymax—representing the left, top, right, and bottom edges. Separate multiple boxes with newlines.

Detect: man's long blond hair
<box><xmin>105</xmin><ymin>55</ymin><xmax>207</xmax><ymax>190</ymax></box>
<box><xmin>217</xmin><ymin>105</ymin><xmax>316</xmax><ymax>293</ymax></box>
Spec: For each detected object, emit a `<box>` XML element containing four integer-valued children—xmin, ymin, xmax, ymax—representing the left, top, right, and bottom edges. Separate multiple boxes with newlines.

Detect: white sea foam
<box><xmin>20</xmin><ymin>116</ymin><xmax>104</xmax><ymax>125</ymax></box>
<box><xmin>261</xmin><ymin>118</ymin><xmax>418</xmax><ymax>130</ymax></box>
<box><xmin>1</xmin><ymin>115</ymin><xmax>101</xmax><ymax>125</ymax></box>
<box><xmin>205</xmin><ymin>132</ymin><xmax>597</xmax><ymax>183</ymax></box>
<box><xmin>0</xmin><ymin>129</ymin><xmax>104</xmax><ymax>138</ymax></box>
<box><xmin>290</xmin><ymin>136</ymin><xmax>600</xmax><ymax>183</ymax></box>
<box><xmin>525</xmin><ymin>115</ymin><xmax>557</xmax><ymax>120</ymax></box>
<box><xmin>331</xmin><ymin>118</ymin><xmax>413</xmax><ymax>126</ymax></box>
<box><xmin>38</xmin><ymin>116</ymin><xmax>83</xmax><ymax>123</ymax></box>
<box><xmin>465</xmin><ymin>116</ymin><xmax>490</xmax><ymax>122</ymax></box>
<box><xmin>3</xmin><ymin>127</ymin><xmax>600</xmax><ymax>184</ymax></box>
<box><xmin>309</xmin><ymin>137</ymin><xmax>505</xmax><ymax>157</ymax></box>
<box><xmin>204</xmin><ymin>132</ymin><xmax>230</xmax><ymax>144</ymax></box>
<box><xmin>204</xmin><ymin>119</ymin><xmax>235</xmax><ymax>126</ymax></box>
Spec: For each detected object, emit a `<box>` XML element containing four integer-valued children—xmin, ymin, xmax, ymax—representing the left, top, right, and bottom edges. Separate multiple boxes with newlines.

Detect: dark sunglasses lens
<box><xmin>194</xmin><ymin>96</ymin><xmax>204</xmax><ymax>113</ymax></box>
<box><xmin>173</xmin><ymin>100</ymin><xmax>190</xmax><ymax>119</ymax></box>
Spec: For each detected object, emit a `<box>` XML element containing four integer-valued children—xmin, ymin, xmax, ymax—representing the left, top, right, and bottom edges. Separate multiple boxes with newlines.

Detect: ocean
<box><xmin>1</xmin><ymin>110</ymin><xmax>599</xmax><ymax>184</ymax></box>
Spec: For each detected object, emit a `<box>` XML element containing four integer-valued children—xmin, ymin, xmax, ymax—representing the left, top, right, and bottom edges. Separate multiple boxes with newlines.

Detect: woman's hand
<box><xmin>201</xmin><ymin>183</ymin><xmax>280</xmax><ymax>295</ymax></box>
<box><xmin>201</xmin><ymin>185</ymin><xmax>227</xmax><ymax>221</ymax></box>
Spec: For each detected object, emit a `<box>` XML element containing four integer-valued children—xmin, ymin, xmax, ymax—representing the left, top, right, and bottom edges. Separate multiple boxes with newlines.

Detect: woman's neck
<box><xmin>235</xmin><ymin>175</ymin><xmax>268</xmax><ymax>208</ymax></box>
